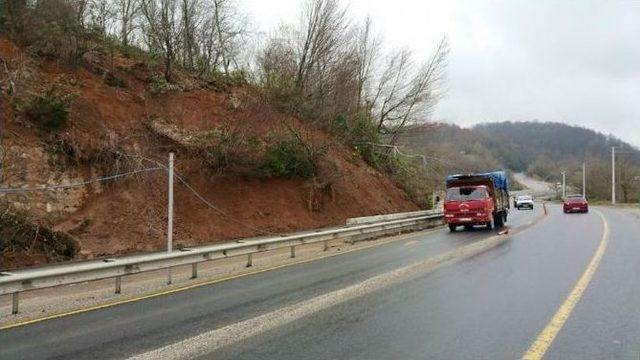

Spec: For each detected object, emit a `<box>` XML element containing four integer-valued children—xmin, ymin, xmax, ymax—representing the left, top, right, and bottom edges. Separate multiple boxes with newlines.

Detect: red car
<box><xmin>563</xmin><ymin>195</ymin><xmax>589</xmax><ymax>213</ymax></box>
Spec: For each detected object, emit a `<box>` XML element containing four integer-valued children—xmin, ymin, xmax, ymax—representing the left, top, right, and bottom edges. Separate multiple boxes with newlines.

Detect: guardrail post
<box><xmin>191</xmin><ymin>263</ymin><xmax>198</xmax><ymax>279</ymax></box>
<box><xmin>290</xmin><ymin>246</ymin><xmax>296</xmax><ymax>258</ymax></box>
<box><xmin>115</xmin><ymin>276</ymin><xmax>122</xmax><ymax>294</ymax></box>
<box><xmin>246</xmin><ymin>253</ymin><xmax>253</xmax><ymax>267</ymax></box>
<box><xmin>12</xmin><ymin>292</ymin><xmax>19</xmax><ymax>315</ymax></box>
<box><xmin>323</xmin><ymin>240</ymin><xmax>329</xmax><ymax>251</ymax></box>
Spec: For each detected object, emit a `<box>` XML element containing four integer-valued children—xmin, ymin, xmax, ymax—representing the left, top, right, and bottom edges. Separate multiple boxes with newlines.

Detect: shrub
<box><xmin>24</xmin><ymin>87</ymin><xmax>71</xmax><ymax>132</ymax></box>
<box><xmin>149</xmin><ymin>74</ymin><xmax>180</xmax><ymax>94</ymax></box>
<box><xmin>24</xmin><ymin>0</ymin><xmax>88</xmax><ymax>64</ymax></box>
<box><xmin>199</xmin><ymin>125</ymin><xmax>260</xmax><ymax>173</ymax></box>
<box><xmin>261</xmin><ymin>132</ymin><xmax>327</xmax><ymax>179</ymax></box>
<box><xmin>0</xmin><ymin>207</ymin><xmax>80</xmax><ymax>261</ymax></box>
<box><xmin>202</xmin><ymin>69</ymin><xmax>250</xmax><ymax>90</ymax></box>
<box><xmin>331</xmin><ymin>114</ymin><xmax>380</xmax><ymax>146</ymax></box>
<box><xmin>382</xmin><ymin>155</ymin><xmax>432</xmax><ymax>209</ymax></box>
<box><xmin>103</xmin><ymin>72</ymin><xmax>128</xmax><ymax>88</ymax></box>
<box><xmin>260</xmin><ymin>72</ymin><xmax>302</xmax><ymax>115</ymax></box>
<box><xmin>331</xmin><ymin>114</ymin><xmax>382</xmax><ymax>165</ymax></box>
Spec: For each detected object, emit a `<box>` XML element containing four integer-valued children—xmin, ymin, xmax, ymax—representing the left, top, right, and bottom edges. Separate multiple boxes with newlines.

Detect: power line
<box><xmin>173</xmin><ymin>172</ymin><xmax>281</xmax><ymax>237</ymax></box>
<box><xmin>0</xmin><ymin>167</ymin><xmax>165</xmax><ymax>194</ymax></box>
<box><xmin>124</xmin><ymin>151</ymin><xmax>282</xmax><ymax>236</ymax></box>
<box><xmin>1</xmin><ymin>149</ymin><xmax>279</xmax><ymax>236</ymax></box>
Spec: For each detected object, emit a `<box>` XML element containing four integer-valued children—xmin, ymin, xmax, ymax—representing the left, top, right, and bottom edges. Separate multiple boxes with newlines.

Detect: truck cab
<box><xmin>444</xmin><ymin>172</ymin><xmax>510</xmax><ymax>232</ymax></box>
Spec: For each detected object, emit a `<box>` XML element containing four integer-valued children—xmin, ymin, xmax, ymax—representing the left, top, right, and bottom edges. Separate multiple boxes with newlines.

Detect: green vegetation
<box><xmin>331</xmin><ymin>114</ymin><xmax>380</xmax><ymax>148</ymax></box>
<box><xmin>149</xmin><ymin>75</ymin><xmax>181</xmax><ymax>94</ymax></box>
<box><xmin>197</xmin><ymin>126</ymin><xmax>326</xmax><ymax>180</ymax></box>
<box><xmin>382</xmin><ymin>156</ymin><xmax>432</xmax><ymax>208</ymax></box>
<box><xmin>103</xmin><ymin>72</ymin><xmax>128</xmax><ymax>88</ymax></box>
<box><xmin>261</xmin><ymin>133</ymin><xmax>327</xmax><ymax>179</ymax></box>
<box><xmin>0</xmin><ymin>206</ymin><xmax>79</xmax><ymax>261</ymax></box>
<box><xmin>199</xmin><ymin>125</ymin><xmax>260</xmax><ymax>173</ymax></box>
<box><xmin>204</xmin><ymin>69</ymin><xmax>249</xmax><ymax>90</ymax></box>
<box><xmin>1</xmin><ymin>0</ymin><xmax>450</xmax><ymax>210</ymax></box>
<box><xmin>474</xmin><ymin>122</ymin><xmax>639</xmax><ymax>171</ymax></box>
<box><xmin>24</xmin><ymin>87</ymin><xmax>71</xmax><ymax>132</ymax></box>
<box><xmin>474</xmin><ymin>121</ymin><xmax>640</xmax><ymax>202</ymax></box>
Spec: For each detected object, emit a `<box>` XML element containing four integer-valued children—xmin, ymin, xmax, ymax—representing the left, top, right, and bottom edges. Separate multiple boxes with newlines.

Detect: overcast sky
<box><xmin>242</xmin><ymin>0</ymin><xmax>640</xmax><ymax>147</ymax></box>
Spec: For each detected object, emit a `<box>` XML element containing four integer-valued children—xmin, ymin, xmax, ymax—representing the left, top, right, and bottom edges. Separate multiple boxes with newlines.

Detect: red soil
<box><xmin>0</xmin><ymin>38</ymin><xmax>418</xmax><ymax>267</ymax></box>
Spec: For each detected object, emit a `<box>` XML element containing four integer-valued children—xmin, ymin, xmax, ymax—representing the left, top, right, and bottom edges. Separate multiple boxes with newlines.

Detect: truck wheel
<box><xmin>503</xmin><ymin>212</ymin><xmax>508</xmax><ymax>223</ymax></box>
<box><xmin>494</xmin><ymin>213</ymin><xmax>504</xmax><ymax>228</ymax></box>
<box><xmin>448</xmin><ymin>224</ymin><xmax>457</xmax><ymax>232</ymax></box>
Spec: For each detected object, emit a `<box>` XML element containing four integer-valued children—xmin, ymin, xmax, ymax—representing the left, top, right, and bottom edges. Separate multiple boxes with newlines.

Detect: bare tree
<box><xmin>180</xmin><ymin>0</ymin><xmax>199</xmax><ymax>69</ymax></box>
<box><xmin>70</xmin><ymin>0</ymin><xmax>90</xmax><ymax>27</ymax></box>
<box><xmin>295</xmin><ymin>0</ymin><xmax>348</xmax><ymax>90</ymax></box>
<box><xmin>371</xmin><ymin>48</ymin><xmax>412</xmax><ymax>130</ymax></box>
<box><xmin>88</xmin><ymin>0</ymin><xmax>115</xmax><ymax>35</ymax></box>
<box><xmin>258</xmin><ymin>25</ymin><xmax>298</xmax><ymax>85</ymax></box>
<box><xmin>353</xmin><ymin>16</ymin><xmax>379</xmax><ymax>110</ymax></box>
<box><xmin>371</xmin><ymin>37</ymin><xmax>449</xmax><ymax>145</ymax></box>
<box><xmin>617</xmin><ymin>151</ymin><xmax>638</xmax><ymax>203</ymax></box>
<box><xmin>115</xmin><ymin>0</ymin><xmax>141</xmax><ymax>47</ymax></box>
<box><xmin>141</xmin><ymin>0</ymin><xmax>182</xmax><ymax>80</ymax></box>
<box><xmin>193</xmin><ymin>0</ymin><xmax>249</xmax><ymax>76</ymax></box>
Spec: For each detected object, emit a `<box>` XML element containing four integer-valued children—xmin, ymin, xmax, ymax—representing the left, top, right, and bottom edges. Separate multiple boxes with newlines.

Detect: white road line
<box><xmin>129</xmin><ymin>233</ymin><xmax>510</xmax><ymax>360</ymax></box>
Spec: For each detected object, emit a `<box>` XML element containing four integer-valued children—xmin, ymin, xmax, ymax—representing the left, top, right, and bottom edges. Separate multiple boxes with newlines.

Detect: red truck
<box><xmin>444</xmin><ymin>171</ymin><xmax>510</xmax><ymax>231</ymax></box>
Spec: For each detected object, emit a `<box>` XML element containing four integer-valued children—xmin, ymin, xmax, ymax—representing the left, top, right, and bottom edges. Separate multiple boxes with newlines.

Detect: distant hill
<box><xmin>399</xmin><ymin>121</ymin><xmax>640</xmax><ymax>201</ymax></box>
<box><xmin>473</xmin><ymin>121</ymin><xmax>640</xmax><ymax>172</ymax></box>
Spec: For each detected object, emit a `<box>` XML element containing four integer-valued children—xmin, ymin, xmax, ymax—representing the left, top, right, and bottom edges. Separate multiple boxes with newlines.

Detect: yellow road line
<box><xmin>522</xmin><ymin>209</ymin><xmax>610</xmax><ymax>360</ymax></box>
<box><xmin>1</xmin><ymin>228</ymin><xmax>444</xmax><ymax>331</ymax></box>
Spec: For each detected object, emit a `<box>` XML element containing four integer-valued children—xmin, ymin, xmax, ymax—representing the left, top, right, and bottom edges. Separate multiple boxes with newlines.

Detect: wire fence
<box><xmin>0</xmin><ymin>153</ymin><xmax>278</xmax><ymax>237</ymax></box>
<box><xmin>0</xmin><ymin>167</ymin><xmax>165</xmax><ymax>194</ymax></box>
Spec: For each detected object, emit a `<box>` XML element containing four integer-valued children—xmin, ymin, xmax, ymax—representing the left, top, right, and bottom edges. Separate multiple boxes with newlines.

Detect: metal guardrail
<box><xmin>345</xmin><ymin>210</ymin><xmax>442</xmax><ymax>226</ymax></box>
<box><xmin>0</xmin><ymin>213</ymin><xmax>444</xmax><ymax>314</ymax></box>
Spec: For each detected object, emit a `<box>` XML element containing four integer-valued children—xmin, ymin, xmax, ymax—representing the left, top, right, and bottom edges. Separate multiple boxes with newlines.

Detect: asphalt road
<box><xmin>1</xmin><ymin>204</ymin><xmax>638</xmax><ymax>359</ymax></box>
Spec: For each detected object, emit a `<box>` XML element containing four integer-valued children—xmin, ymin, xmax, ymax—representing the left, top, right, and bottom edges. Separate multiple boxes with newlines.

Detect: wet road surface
<box><xmin>2</xmin><ymin>204</ymin><xmax>637</xmax><ymax>359</ymax></box>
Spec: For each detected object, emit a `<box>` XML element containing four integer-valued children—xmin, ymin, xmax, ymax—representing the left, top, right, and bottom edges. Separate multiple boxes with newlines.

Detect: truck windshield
<box><xmin>446</xmin><ymin>187</ymin><xmax>488</xmax><ymax>201</ymax></box>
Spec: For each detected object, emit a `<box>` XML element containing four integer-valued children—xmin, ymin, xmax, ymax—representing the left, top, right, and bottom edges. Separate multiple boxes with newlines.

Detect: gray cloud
<box><xmin>243</xmin><ymin>0</ymin><xmax>640</xmax><ymax>146</ymax></box>
<box><xmin>434</xmin><ymin>1</ymin><xmax>640</xmax><ymax>147</ymax></box>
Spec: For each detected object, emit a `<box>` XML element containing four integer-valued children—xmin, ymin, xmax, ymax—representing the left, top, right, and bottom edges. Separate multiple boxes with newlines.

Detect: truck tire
<box><xmin>486</xmin><ymin>218</ymin><xmax>494</xmax><ymax>230</ymax></box>
<box><xmin>503</xmin><ymin>211</ymin><xmax>508</xmax><ymax>223</ymax></box>
<box><xmin>448</xmin><ymin>224</ymin><xmax>457</xmax><ymax>232</ymax></box>
<box><xmin>494</xmin><ymin>212</ymin><xmax>504</xmax><ymax>228</ymax></box>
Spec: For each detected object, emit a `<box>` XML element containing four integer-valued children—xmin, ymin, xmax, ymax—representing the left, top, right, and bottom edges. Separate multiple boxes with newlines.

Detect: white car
<box><xmin>514</xmin><ymin>195</ymin><xmax>534</xmax><ymax>210</ymax></box>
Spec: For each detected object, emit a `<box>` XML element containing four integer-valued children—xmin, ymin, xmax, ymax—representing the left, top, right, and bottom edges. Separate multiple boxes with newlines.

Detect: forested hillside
<box><xmin>474</xmin><ymin>122</ymin><xmax>640</xmax><ymax>171</ymax></box>
<box><xmin>400</xmin><ymin>121</ymin><xmax>640</xmax><ymax>202</ymax></box>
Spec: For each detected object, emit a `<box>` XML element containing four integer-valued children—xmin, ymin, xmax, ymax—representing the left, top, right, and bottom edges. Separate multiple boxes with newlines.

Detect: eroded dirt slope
<box><xmin>0</xmin><ymin>38</ymin><xmax>418</xmax><ymax>268</ymax></box>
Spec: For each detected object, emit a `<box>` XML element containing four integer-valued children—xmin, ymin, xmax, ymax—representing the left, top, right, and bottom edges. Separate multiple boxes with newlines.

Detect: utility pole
<box><xmin>611</xmin><ymin>147</ymin><xmax>616</xmax><ymax>205</ymax></box>
<box><xmin>561</xmin><ymin>171</ymin><xmax>566</xmax><ymax>198</ymax></box>
<box><xmin>582</xmin><ymin>162</ymin><xmax>586</xmax><ymax>198</ymax></box>
<box><xmin>167</xmin><ymin>152</ymin><xmax>175</xmax><ymax>285</ymax></box>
